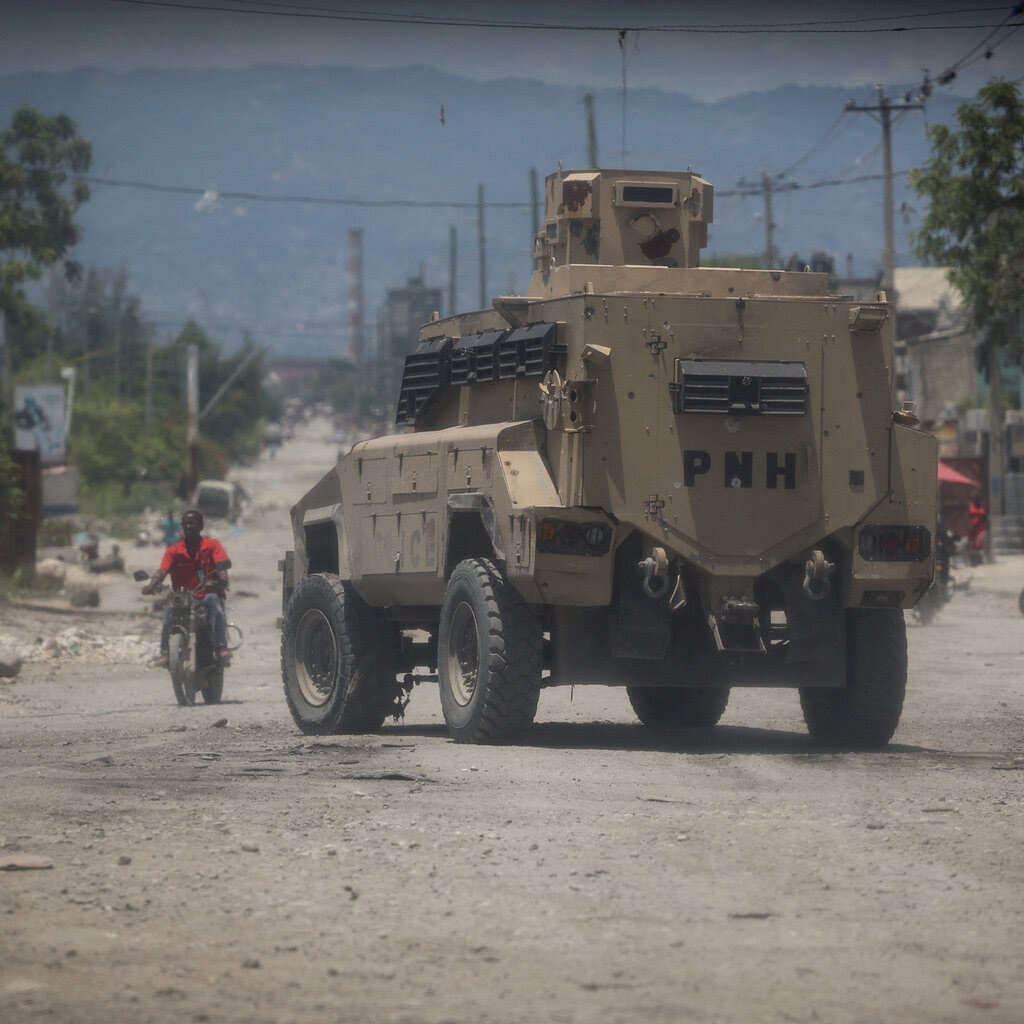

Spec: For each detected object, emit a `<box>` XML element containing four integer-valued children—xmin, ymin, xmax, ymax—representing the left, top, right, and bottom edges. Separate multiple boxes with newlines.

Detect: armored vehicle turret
<box><xmin>280</xmin><ymin>167</ymin><xmax>936</xmax><ymax>747</ymax></box>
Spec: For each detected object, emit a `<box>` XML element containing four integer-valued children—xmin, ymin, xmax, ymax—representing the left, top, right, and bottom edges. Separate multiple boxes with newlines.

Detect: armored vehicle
<box><xmin>281</xmin><ymin>167</ymin><xmax>936</xmax><ymax>747</ymax></box>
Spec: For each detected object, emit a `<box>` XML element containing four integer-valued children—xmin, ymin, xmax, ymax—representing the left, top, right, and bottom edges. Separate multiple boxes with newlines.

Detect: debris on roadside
<box><xmin>0</xmin><ymin>626</ymin><xmax>153</xmax><ymax>665</ymax></box>
<box><xmin>68</xmin><ymin>586</ymin><xmax>101</xmax><ymax>608</ymax></box>
<box><xmin>0</xmin><ymin>652</ymin><xmax>23</xmax><ymax>678</ymax></box>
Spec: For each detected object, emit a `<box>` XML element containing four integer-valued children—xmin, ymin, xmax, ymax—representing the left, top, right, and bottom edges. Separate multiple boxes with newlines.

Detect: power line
<box><xmin>80</xmin><ymin>175</ymin><xmax>529</xmax><ymax>209</ymax></box>
<box><xmin>777</xmin><ymin>111</ymin><xmax>851</xmax><ymax>179</ymax></box>
<box><xmin>82</xmin><ymin>168</ymin><xmax>911</xmax><ymax>209</ymax></box>
<box><xmin>719</xmin><ymin>169</ymin><xmax>909</xmax><ymax>199</ymax></box>
<box><xmin>934</xmin><ymin>3</ymin><xmax>1023</xmax><ymax>84</ymax></box>
<box><xmin>109</xmin><ymin>0</ymin><xmax>1018</xmax><ymax>35</ymax></box>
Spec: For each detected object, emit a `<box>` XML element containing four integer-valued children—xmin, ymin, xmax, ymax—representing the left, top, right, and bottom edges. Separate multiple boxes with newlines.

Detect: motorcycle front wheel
<box><xmin>169</xmin><ymin>632</ymin><xmax>195</xmax><ymax>706</ymax></box>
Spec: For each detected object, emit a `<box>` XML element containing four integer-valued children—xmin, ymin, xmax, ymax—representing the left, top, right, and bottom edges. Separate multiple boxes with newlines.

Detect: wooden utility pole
<box><xmin>584</xmin><ymin>93</ymin><xmax>598</xmax><ymax>168</ymax></box>
<box><xmin>186</xmin><ymin>344</ymin><xmax>199</xmax><ymax>497</ymax></box>
<box><xmin>988</xmin><ymin>327</ymin><xmax>1005</xmax><ymax>538</ymax></box>
<box><xmin>762</xmin><ymin>171</ymin><xmax>776</xmax><ymax>269</ymax></box>
<box><xmin>845</xmin><ymin>86</ymin><xmax>924</xmax><ymax>294</ymax></box>
<box><xmin>144</xmin><ymin>336</ymin><xmax>154</xmax><ymax>431</ymax></box>
<box><xmin>46</xmin><ymin>263</ymin><xmax>57</xmax><ymax>382</ymax></box>
<box><xmin>448</xmin><ymin>226</ymin><xmax>457</xmax><ymax>319</ymax></box>
<box><xmin>0</xmin><ymin>311</ymin><xmax>10</xmax><ymax>430</ymax></box>
<box><xmin>477</xmin><ymin>183</ymin><xmax>486</xmax><ymax>310</ymax></box>
<box><xmin>530</xmin><ymin>167</ymin><xmax>540</xmax><ymax>239</ymax></box>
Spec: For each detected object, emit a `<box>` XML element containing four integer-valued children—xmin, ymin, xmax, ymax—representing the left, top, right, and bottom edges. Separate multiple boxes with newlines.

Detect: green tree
<box><xmin>910</xmin><ymin>80</ymin><xmax>1024</xmax><ymax>345</ymax></box>
<box><xmin>910</xmin><ymin>80</ymin><xmax>1024</xmax><ymax>521</ymax></box>
<box><xmin>1</xmin><ymin>107</ymin><xmax>91</xmax><ymax>530</ymax></box>
<box><xmin>161</xmin><ymin>322</ymin><xmax>276</xmax><ymax>464</ymax></box>
<box><xmin>0</xmin><ymin>105</ymin><xmax>92</xmax><ymax>310</ymax></box>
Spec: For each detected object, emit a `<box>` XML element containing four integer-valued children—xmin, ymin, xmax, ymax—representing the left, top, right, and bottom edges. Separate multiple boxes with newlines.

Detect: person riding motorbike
<box><xmin>142</xmin><ymin>508</ymin><xmax>232</xmax><ymax>667</ymax></box>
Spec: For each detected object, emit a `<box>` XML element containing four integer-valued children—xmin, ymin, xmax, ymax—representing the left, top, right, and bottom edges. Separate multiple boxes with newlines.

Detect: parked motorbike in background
<box><xmin>912</xmin><ymin>527</ymin><xmax>956</xmax><ymax>626</ymax></box>
<box><xmin>134</xmin><ymin>570</ymin><xmax>242</xmax><ymax>706</ymax></box>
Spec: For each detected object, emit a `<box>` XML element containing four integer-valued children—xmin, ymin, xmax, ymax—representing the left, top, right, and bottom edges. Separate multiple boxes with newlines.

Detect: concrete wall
<box><xmin>903</xmin><ymin>328</ymin><xmax>977</xmax><ymax>425</ymax></box>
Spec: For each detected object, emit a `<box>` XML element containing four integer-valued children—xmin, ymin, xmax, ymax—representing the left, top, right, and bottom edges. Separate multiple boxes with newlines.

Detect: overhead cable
<box><xmin>109</xmin><ymin>0</ymin><xmax>1017</xmax><ymax>35</ymax></box>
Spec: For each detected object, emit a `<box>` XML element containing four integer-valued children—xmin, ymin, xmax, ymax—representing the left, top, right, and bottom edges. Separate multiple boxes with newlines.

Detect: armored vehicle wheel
<box><xmin>438</xmin><ymin>559</ymin><xmax>542</xmax><ymax>744</ymax></box>
<box><xmin>281</xmin><ymin>573</ymin><xmax>400</xmax><ymax>735</ymax></box>
<box><xmin>626</xmin><ymin>685</ymin><xmax>730</xmax><ymax>728</ymax></box>
<box><xmin>799</xmin><ymin>608</ymin><xmax>907</xmax><ymax>748</ymax></box>
<box><xmin>201</xmin><ymin>666</ymin><xmax>223</xmax><ymax>704</ymax></box>
<box><xmin>169</xmin><ymin>632</ymin><xmax>194</xmax><ymax>706</ymax></box>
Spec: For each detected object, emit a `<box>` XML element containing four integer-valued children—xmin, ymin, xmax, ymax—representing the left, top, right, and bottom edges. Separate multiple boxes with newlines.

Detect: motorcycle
<box><xmin>134</xmin><ymin>569</ymin><xmax>243</xmax><ymax>706</ymax></box>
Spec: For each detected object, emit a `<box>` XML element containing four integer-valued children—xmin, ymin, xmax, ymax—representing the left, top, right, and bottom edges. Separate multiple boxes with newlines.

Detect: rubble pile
<box><xmin>0</xmin><ymin>626</ymin><xmax>154</xmax><ymax>666</ymax></box>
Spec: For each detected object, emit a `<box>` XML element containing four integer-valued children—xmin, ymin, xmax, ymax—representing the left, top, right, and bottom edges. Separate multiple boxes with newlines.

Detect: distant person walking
<box><xmin>161</xmin><ymin>509</ymin><xmax>180</xmax><ymax>546</ymax></box>
<box><xmin>968</xmin><ymin>492</ymin><xmax>988</xmax><ymax>566</ymax></box>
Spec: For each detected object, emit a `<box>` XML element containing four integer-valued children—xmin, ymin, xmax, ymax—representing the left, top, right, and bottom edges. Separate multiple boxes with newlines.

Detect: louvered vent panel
<box><xmin>673</xmin><ymin>359</ymin><xmax>807</xmax><ymax>416</ymax></box>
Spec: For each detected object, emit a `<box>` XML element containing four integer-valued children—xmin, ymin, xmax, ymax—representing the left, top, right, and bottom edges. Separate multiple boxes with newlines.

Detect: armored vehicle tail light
<box><xmin>536</xmin><ymin>519</ymin><xmax>613</xmax><ymax>557</ymax></box>
<box><xmin>858</xmin><ymin>525</ymin><xmax>931</xmax><ymax>562</ymax></box>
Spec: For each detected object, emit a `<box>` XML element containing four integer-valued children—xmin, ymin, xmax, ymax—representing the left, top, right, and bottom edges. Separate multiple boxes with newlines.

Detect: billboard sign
<box><xmin>14</xmin><ymin>385</ymin><xmax>67</xmax><ymax>466</ymax></box>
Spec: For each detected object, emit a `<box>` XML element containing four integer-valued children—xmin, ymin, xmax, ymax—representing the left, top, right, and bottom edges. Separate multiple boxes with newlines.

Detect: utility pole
<box><xmin>845</xmin><ymin>86</ymin><xmax>924</xmax><ymax>295</ymax></box>
<box><xmin>762</xmin><ymin>171</ymin><xmax>776</xmax><ymax>269</ymax></box>
<box><xmin>144</xmin><ymin>336</ymin><xmax>154</xmax><ymax>431</ymax></box>
<box><xmin>113</xmin><ymin>313</ymin><xmax>122</xmax><ymax>398</ymax></box>
<box><xmin>347</xmin><ymin>228</ymin><xmax>364</xmax><ymax>364</ymax></box>
<box><xmin>529</xmin><ymin>167</ymin><xmax>540</xmax><ymax>238</ymax></box>
<box><xmin>186</xmin><ymin>344</ymin><xmax>199</xmax><ymax>498</ymax></box>
<box><xmin>0</xmin><ymin>310</ymin><xmax>10</xmax><ymax>431</ymax></box>
<box><xmin>448</xmin><ymin>226</ymin><xmax>457</xmax><ymax>318</ymax></box>
<box><xmin>584</xmin><ymin>93</ymin><xmax>598</xmax><ymax>168</ymax></box>
<box><xmin>735</xmin><ymin>172</ymin><xmax>798</xmax><ymax>269</ymax></box>
<box><xmin>477</xmin><ymin>183</ymin><xmax>487</xmax><ymax>310</ymax></box>
<box><xmin>47</xmin><ymin>263</ymin><xmax>57</xmax><ymax>382</ymax></box>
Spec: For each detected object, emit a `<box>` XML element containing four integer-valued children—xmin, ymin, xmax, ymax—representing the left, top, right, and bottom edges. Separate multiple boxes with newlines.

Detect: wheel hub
<box><xmin>295</xmin><ymin>608</ymin><xmax>338</xmax><ymax>707</ymax></box>
<box><xmin>447</xmin><ymin>601</ymin><xmax>480</xmax><ymax>707</ymax></box>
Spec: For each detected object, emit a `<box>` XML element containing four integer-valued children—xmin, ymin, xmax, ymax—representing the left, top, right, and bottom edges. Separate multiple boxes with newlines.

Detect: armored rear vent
<box><xmin>450</xmin><ymin>329</ymin><xmax>504</xmax><ymax>386</ymax></box>
<box><xmin>449</xmin><ymin>323</ymin><xmax>562</xmax><ymax>387</ymax></box>
<box><xmin>672</xmin><ymin>359</ymin><xmax>808</xmax><ymax>416</ymax></box>
<box><xmin>497</xmin><ymin>323</ymin><xmax>562</xmax><ymax>379</ymax></box>
<box><xmin>395</xmin><ymin>323</ymin><xmax>564</xmax><ymax>427</ymax></box>
<box><xmin>395</xmin><ymin>336</ymin><xmax>452</xmax><ymax>426</ymax></box>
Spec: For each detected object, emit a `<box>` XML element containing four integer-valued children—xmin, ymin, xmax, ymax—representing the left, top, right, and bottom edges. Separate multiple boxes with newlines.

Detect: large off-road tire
<box><xmin>168</xmin><ymin>631</ymin><xmax>194</xmax><ymax>706</ymax></box>
<box><xmin>438</xmin><ymin>559</ymin><xmax>542</xmax><ymax>744</ymax></box>
<box><xmin>281</xmin><ymin>573</ymin><xmax>399</xmax><ymax>735</ymax></box>
<box><xmin>799</xmin><ymin>608</ymin><xmax>907</xmax><ymax>748</ymax></box>
<box><xmin>201</xmin><ymin>666</ymin><xmax>224</xmax><ymax>704</ymax></box>
<box><xmin>626</xmin><ymin>685</ymin><xmax>730</xmax><ymax>728</ymax></box>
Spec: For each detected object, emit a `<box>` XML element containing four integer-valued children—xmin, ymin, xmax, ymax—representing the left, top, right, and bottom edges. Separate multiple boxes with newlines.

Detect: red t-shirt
<box><xmin>159</xmin><ymin>537</ymin><xmax>230</xmax><ymax>597</ymax></box>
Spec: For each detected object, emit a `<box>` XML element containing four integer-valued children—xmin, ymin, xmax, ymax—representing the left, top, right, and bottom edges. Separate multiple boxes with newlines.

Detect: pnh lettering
<box><xmin>683</xmin><ymin>450</ymin><xmax>797</xmax><ymax>489</ymax></box>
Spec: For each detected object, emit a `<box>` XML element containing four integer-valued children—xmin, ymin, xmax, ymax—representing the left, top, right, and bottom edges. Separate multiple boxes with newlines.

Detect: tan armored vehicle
<box><xmin>281</xmin><ymin>167</ymin><xmax>936</xmax><ymax>747</ymax></box>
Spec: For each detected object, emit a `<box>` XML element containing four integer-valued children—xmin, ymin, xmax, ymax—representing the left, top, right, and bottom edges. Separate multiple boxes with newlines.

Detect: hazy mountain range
<box><xmin>1</xmin><ymin>65</ymin><xmax>969</xmax><ymax>358</ymax></box>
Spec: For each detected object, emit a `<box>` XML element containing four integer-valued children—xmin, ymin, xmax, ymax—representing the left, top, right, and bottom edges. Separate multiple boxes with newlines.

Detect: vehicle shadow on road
<box><xmin>383</xmin><ymin>720</ymin><xmax>927</xmax><ymax>757</ymax></box>
<box><xmin>526</xmin><ymin>721</ymin><xmax>835</xmax><ymax>755</ymax></box>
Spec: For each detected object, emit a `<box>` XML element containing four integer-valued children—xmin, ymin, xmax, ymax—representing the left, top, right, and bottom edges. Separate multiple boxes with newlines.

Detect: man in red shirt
<box><xmin>142</xmin><ymin>508</ymin><xmax>232</xmax><ymax>667</ymax></box>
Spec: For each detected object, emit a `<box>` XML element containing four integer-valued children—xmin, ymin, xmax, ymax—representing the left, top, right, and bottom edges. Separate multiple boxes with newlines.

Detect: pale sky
<box><xmin>1</xmin><ymin>1</ymin><xmax>1021</xmax><ymax>102</ymax></box>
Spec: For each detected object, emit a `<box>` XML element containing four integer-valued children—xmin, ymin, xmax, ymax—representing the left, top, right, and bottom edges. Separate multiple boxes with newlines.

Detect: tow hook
<box><xmin>803</xmin><ymin>549</ymin><xmax>835</xmax><ymax>601</ymax></box>
<box><xmin>639</xmin><ymin>546</ymin><xmax>670</xmax><ymax>599</ymax></box>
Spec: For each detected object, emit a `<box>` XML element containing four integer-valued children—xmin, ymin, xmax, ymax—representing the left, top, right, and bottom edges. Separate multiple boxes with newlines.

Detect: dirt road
<box><xmin>2</xmin><ymin>422</ymin><xmax>1023</xmax><ymax>1024</ymax></box>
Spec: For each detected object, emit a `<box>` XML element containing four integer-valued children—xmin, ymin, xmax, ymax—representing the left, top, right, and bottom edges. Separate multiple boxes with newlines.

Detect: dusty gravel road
<box><xmin>2</xmin><ymin>421</ymin><xmax>1023</xmax><ymax>1024</ymax></box>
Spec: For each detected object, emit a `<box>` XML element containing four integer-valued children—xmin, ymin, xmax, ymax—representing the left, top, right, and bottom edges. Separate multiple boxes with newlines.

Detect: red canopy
<box><xmin>938</xmin><ymin>462</ymin><xmax>979</xmax><ymax>488</ymax></box>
